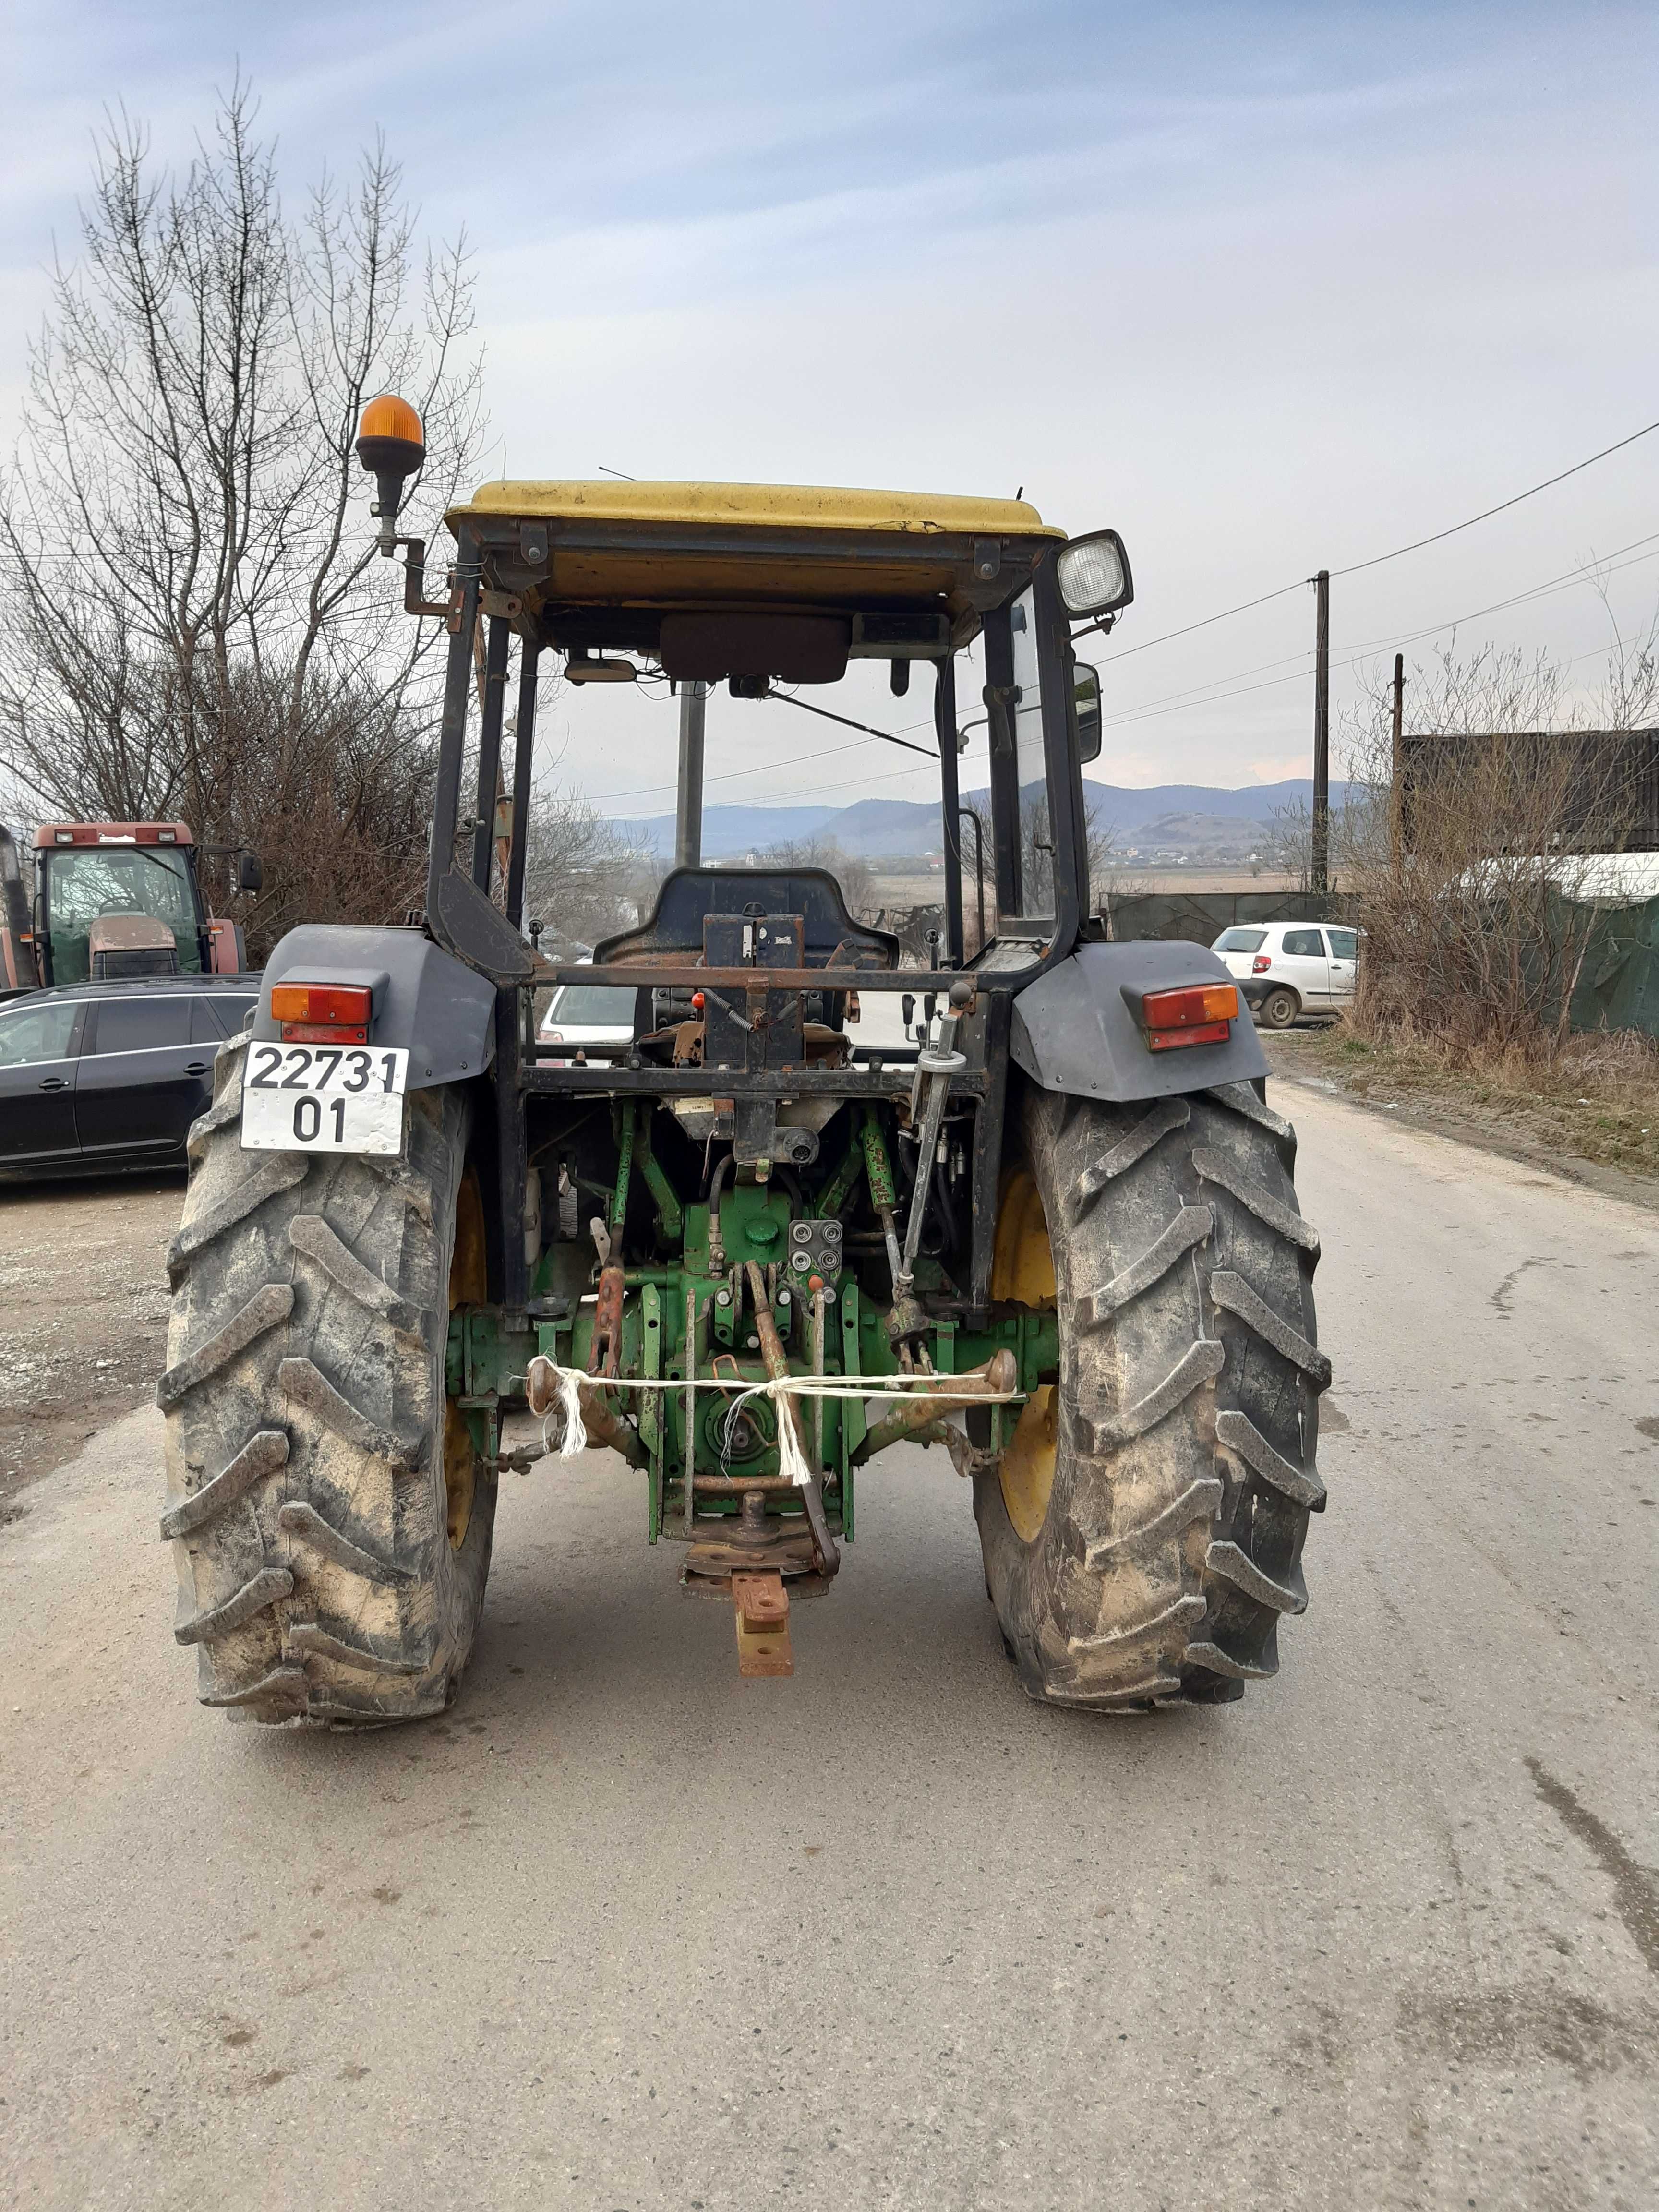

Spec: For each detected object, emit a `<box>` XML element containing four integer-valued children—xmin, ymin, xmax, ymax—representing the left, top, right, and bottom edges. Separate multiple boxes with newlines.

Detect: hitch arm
<box><xmin>744</xmin><ymin>1262</ymin><xmax>839</xmax><ymax>1580</ymax></box>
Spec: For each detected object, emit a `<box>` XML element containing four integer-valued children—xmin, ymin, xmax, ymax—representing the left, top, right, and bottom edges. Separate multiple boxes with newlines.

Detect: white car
<box><xmin>537</xmin><ymin>978</ymin><xmax>637</xmax><ymax>1060</ymax></box>
<box><xmin>1211</xmin><ymin>921</ymin><xmax>1358</xmax><ymax>1030</ymax></box>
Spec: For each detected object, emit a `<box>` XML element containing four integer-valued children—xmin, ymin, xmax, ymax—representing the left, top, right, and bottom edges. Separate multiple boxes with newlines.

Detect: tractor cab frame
<box><xmin>395</xmin><ymin>480</ymin><xmax>1168</xmax><ymax>1318</ymax></box>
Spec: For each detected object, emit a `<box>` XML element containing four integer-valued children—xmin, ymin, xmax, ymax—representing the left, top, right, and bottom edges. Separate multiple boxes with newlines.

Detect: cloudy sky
<box><xmin>3</xmin><ymin>2</ymin><xmax>1655</xmax><ymax>817</ymax></box>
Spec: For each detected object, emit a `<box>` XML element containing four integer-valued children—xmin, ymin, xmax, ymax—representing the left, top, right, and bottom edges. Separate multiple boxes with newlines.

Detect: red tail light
<box><xmin>271</xmin><ymin>982</ymin><xmax>372</xmax><ymax>1043</ymax></box>
<box><xmin>1252</xmin><ymin>954</ymin><xmax>1272</xmax><ymax>973</ymax></box>
<box><xmin>1138</xmin><ymin>981</ymin><xmax>1238</xmax><ymax>1053</ymax></box>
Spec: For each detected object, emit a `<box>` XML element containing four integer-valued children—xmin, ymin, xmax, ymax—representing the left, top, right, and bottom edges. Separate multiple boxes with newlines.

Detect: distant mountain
<box><xmin>615</xmin><ymin>779</ymin><xmax>1358</xmax><ymax>861</ymax></box>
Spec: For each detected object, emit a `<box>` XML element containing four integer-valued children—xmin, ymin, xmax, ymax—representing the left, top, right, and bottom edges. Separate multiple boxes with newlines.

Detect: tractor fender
<box><xmin>252</xmin><ymin>925</ymin><xmax>497</xmax><ymax>1089</ymax></box>
<box><xmin>1010</xmin><ymin>940</ymin><xmax>1268</xmax><ymax>1104</ymax></box>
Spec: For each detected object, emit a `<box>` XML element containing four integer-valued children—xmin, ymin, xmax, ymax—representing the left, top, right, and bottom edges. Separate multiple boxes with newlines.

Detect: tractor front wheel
<box><xmin>157</xmin><ymin>1036</ymin><xmax>495</xmax><ymax>1725</ymax></box>
<box><xmin>974</xmin><ymin>1080</ymin><xmax>1327</xmax><ymax>1708</ymax></box>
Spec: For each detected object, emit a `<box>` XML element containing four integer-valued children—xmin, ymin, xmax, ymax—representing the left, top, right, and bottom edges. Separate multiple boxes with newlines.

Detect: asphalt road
<box><xmin>2</xmin><ymin>1086</ymin><xmax>1656</xmax><ymax>2211</ymax></box>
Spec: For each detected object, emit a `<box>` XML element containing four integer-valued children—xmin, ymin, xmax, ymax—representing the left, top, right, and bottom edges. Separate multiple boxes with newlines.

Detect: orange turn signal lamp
<box><xmin>271</xmin><ymin>983</ymin><xmax>372</xmax><ymax>1044</ymax></box>
<box><xmin>1138</xmin><ymin>981</ymin><xmax>1238</xmax><ymax>1052</ymax></box>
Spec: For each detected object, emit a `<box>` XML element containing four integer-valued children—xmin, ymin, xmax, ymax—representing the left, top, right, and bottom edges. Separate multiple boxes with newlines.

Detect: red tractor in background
<box><xmin>0</xmin><ymin>820</ymin><xmax>261</xmax><ymax>997</ymax></box>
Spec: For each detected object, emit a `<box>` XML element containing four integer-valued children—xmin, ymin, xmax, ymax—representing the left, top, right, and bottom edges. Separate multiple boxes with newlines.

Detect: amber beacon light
<box><xmin>356</xmin><ymin>394</ymin><xmax>426</xmax><ymax>549</ymax></box>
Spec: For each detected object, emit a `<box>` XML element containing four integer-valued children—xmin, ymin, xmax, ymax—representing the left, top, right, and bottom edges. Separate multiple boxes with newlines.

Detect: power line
<box><xmin>592</xmin><ymin>726</ymin><xmax>893</xmax><ymax>810</ymax></box>
<box><xmin>1101</xmin><ymin>581</ymin><xmax>1304</xmax><ymax>664</ymax></box>
<box><xmin>587</xmin><ymin>699</ymin><xmax>938</xmax><ymax>807</ymax></box>
<box><xmin>1096</xmin><ymin>529</ymin><xmax>1659</xmax><ymax>732</ymax></box>
<box><xmin>1330</xmin><ymin>420</ymin><xmax>1659</xmax><ymax>578</ymax></box>
<box><xmin>594</xmin><ymin>529</ymin><xmax>1659</xmax><ymax>811</ymax></box>
<box><xmin>1109</xmin><ymin>416</ymin><xmax>1659</xmax><ymax>663</ymax></box>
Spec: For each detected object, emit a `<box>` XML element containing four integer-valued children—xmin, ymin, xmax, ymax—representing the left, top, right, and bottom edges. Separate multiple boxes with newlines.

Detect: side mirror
<box><xmin>236</xmin><ymin>850</ymin><xmax>264</xmax><ymax>894</ymax></box>
<box><xmin>1056</xmin><ymin>529</ymin><xmax>1133</xmax><ymax>618</ymax></box>
<box><xmin>1073</xmin><ymin>663</ymin><xmax>1102</xmax><ymax>763</ymax></box>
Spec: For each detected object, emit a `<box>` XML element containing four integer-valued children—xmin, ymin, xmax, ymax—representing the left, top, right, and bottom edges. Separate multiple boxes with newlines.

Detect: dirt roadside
<box><xmin>1262</xmin><ymin>1023</ymin><xmax>1659</xmax><ymax>1212</ymax></box>
<box><xmin>0</xmin><ymin>1170</ymin><xmax>183</xmax><ymax>1513</ymax></box>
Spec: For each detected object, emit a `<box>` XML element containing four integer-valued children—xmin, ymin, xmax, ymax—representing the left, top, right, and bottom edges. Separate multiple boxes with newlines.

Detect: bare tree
<box><xmin>1588</xmin><ymin>577</ymin><xmax>1659</xmax><ymax>736</ymax></box>
<box><xmin>957</xmin><ymin>799</ymin><xmax>994</xmax><ymax>954</ymax></box>
<box><xmin>753</xmin><ymin>832</ymin><xmax>877</xmax><ymax>923</ymax></box>
<box><xmin>1335</xmin><ymin>634</ymin><xmax>1646</xmax><ymax>1060</ymax></box>
<box><xmin>0</xmin><ymin>84</ymin><xmax>484</xmax><ymax>957</ymax></box>
<box><xmin>522</xmin><ymin>776</ymin><xmax>657</xmax><ymax>953</ymax></box>
<box><xmin>1083</xmin><ymin>810</ymin><xmax>1117</xmax><ymax>915</ymax></box>
<box><xmin>1265</xmin><ymin>797</ymin><xmax>1314</xmax><ymax>892</ymax></box>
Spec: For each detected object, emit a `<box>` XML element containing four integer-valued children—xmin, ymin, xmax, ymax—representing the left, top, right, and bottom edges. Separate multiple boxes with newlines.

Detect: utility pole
<box><xmin>1389</xmin><ymin>651</ymin><xmax>1406</xmax><ymax>880</ymax></box>
<box><xmin>674</xmin><ymin>681</ymin><xmax>708</xmax><ymax>868</ymax></box>
<box><xmin>1310</xmin><ymin>569</ymin><xmax>1330</xmax><ymax>895</ymax></box>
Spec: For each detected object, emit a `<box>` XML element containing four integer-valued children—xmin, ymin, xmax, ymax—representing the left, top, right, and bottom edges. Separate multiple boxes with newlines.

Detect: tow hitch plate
<box><xmin>732</xmin><ymin>1571</ymin><xmax>793</xmax><ymax>1679</ymax></box>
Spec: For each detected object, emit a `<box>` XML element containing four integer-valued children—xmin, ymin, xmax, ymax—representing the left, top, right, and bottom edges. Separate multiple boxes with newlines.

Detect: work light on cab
<box><xmin>355</xmin><ymin>394</ymin><xmax>425</xmax><ymax>550</ymax></box>
<box><xmin>1056</xmin><ymin>528</ymin><xmax>1134</xmax><ymax>618</ymax></box>
<box><xmin>271</xmin><ymin>982</ymin><xmax>372</xmax><ymax>1043</ymax></box>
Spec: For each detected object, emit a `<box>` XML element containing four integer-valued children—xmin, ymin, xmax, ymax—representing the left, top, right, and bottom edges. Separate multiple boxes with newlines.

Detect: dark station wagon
<box><xmin>0</xmin><ymin>975</ymin><xmax>258</xmax><ymax>1180</ymax></box>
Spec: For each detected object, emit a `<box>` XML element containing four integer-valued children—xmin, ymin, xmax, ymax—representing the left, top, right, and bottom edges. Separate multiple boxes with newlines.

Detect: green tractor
<box><xmin>158</xmin><ymin>394</ymin><xmax>1327</xmax><ymax>1723</ymax></box>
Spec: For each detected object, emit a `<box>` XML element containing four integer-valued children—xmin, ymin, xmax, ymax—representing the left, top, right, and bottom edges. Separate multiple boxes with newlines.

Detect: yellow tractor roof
<box><xmin>446</xmin><ymin>480</ymin><xmax>1064</xmax><ymax>641</ymax></box>
<box><xmin>450</xmin><ymin>479</ymin><xmax>1060</xmax><ymax>539</ymax></box>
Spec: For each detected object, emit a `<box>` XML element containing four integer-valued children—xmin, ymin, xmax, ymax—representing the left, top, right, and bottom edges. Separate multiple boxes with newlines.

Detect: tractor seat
<box><xmin>594</xmin><ymin>867</ymin><xmax>898</xmax><ymax>970</ymax></box>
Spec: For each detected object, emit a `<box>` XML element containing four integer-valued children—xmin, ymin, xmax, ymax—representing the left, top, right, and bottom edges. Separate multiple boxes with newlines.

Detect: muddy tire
<box><xmin>974</xmin><ymin>1081</ymin><xmax>1327</xmax><ymax>1709</ymax></box>
<box><xmin>158</xmin><ymin>1034</ymin><xmax>495</xmax><ymax>1726</ymax></box>
<box><xmin>1258</xmin><ymin>986</ymin><xmax>1299</xmax><ymax>1030</ymax></box>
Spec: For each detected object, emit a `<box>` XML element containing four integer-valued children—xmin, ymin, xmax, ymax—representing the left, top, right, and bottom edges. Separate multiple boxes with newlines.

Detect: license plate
<box><xmin>240</xmin><ymin>1043</ymin><xmax>409</xmax><ymax>1156</ymax></box>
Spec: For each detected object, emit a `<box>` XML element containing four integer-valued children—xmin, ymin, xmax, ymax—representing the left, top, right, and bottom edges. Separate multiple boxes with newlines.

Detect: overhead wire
<box><xmin>577</xmin><ymin>425</ymin><xmax>1659</xmax><ymax>812</ymax></box>
<box><xmin>585</xmin><ymin>697</ymin><xmax>939</xmax><ymax>805</ymax></box>
<box><xmin>604</xmin><ymin>533</ymin><xmax>1659</xmax><ymax>806</ymax></box>
<box><xmin>1107</xmin><ymin>416</ymin><xmax>1659</xmax><ymax>663</ymax></box>
<box><xmin>1094</xmin><ymin>529</ymin><xmax>1659</xmax><ymax>733</ymax></box>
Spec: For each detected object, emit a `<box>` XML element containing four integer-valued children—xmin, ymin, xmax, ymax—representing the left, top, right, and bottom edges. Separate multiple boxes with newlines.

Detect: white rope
<box><xmin>539</xmin><ymin>1363</ymin><xmax>590</xmax><ymax>1458</ymax></box>
<box><xmin>530</xmin><ymin>1362</ymin><xmax>1022</xmax><ymax>1488</ymax></box>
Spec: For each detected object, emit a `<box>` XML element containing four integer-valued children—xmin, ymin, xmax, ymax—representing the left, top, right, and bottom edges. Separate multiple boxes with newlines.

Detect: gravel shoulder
<box><xmin>0</xmin><ymin>1170</ymin><xmax>183</xmax><ymax>1509</ymax></box>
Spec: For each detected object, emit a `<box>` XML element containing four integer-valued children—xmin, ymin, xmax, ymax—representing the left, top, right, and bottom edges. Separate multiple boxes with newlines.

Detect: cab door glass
<box><xmin>0</xmin><ymin>1000</ymin><xmax>78</xmax><ymax>1066</ymax></box>
<box><xmin>1009</xmin><ymin>589</ymin><xmax>1054</xmax><ymax>919</ymax></box>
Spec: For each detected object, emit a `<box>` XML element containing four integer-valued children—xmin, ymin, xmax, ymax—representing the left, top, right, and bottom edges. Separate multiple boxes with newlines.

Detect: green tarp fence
<box><xmin>1101</xmin><ymin>889</ymin><xmax>1360</xmax><ymax>946</ymax></box>
<box><xmin>1563</xmin><ymin>891</ymin><xmax>1659</xmax><ymax>1038</ymax></box>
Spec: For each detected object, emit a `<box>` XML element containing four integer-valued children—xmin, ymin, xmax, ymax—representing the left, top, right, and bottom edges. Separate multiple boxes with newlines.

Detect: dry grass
<box><xmin>1276</xmin><ymin>1016</ymin><xmax>1659</xmax><ymax>1181</ymax></box>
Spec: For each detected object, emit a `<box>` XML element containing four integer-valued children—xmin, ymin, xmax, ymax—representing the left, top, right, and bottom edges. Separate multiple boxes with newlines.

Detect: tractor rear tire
<box><xmin>974</xmin><ymin>1080</ymin><xmax>1327</xmax><ymax>1709</ymax></box>
<box><xmin>158</xmin><ymin>1034</ymin><xmax>496</xmax><ymax>1726</ymax></box>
